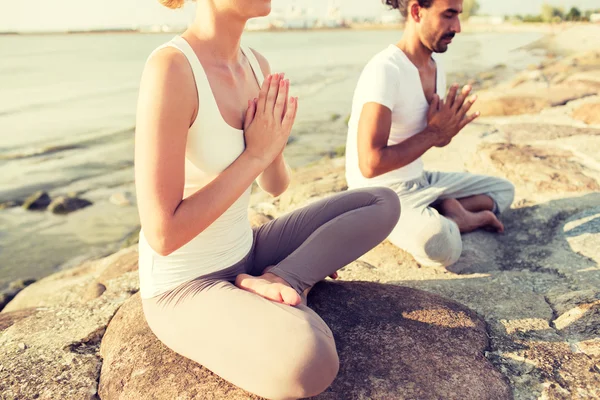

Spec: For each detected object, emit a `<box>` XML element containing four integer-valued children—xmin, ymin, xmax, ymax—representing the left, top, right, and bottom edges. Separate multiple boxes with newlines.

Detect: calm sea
<box><xmin>0</xmin><ymin>29</ymin><xmax>545</xmax><ymax>289</ymax></box>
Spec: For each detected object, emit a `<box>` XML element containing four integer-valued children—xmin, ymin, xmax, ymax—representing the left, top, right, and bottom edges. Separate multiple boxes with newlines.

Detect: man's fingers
<box><xmin>453</xmin><ymin>85</ymin><xmax>472</xmax><ymax>111</ymax></box>
<box><xmin>446</xmin><ymin>83</ymin><xmax>459</xmax><ymax>108</ymax></box>
<box><xmin>274</xmin><ymin>79</ymin><xmax>289</xmax><ymax>121</ymax></box>
<box><xmin>427</xmin><ymin>94</ymin><xmax>439</xmax><ymax>119</ymax></box>
<box><xmin>459</xmin><ymin>111</ymin><xmax>480</xmax><ymax>130</ymax></box>
<box><xmin>458</xmin><ymin>94</ymin><xmax>477</xmax><ymax>120</ymax></box>
<box><xmin>243</xmin><ymin>98</ymin><xmax>257</xmax><ymax>130</ymax></box>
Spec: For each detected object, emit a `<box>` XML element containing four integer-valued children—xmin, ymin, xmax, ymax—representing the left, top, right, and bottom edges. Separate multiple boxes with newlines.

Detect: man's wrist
<box><xmin>422</xmin><ymin>125</ymin><xmax>442</xmax><ymax>148</ymax></box>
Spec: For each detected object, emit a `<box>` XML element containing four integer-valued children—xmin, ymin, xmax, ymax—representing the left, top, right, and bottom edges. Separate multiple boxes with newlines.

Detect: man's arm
<box><xmin>357</xmin><ymin>85</ymin><xmax>478</xmax><ymax>179</ymax></box>
<box><xmin>357</xmin><ymin>102</ymin><xmax>438</xmax><ymax>178</ymax></box>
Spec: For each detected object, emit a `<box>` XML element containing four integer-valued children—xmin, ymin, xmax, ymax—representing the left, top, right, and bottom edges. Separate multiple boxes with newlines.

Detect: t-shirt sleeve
<box><xmin>355</xmin><ymin>59</ymin><xmax>399</xmax><ymax>111</ymax></box>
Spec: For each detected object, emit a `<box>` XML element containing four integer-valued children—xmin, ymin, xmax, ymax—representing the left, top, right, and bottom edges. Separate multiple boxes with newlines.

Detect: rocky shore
<box><xmin>1</xmin><ymin>26</ymin><xmax>599</xmax><ymax>400</ymax></box>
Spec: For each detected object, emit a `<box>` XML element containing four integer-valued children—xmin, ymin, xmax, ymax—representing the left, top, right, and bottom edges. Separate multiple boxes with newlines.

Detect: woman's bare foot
<box><xmin>235</xmin><ymin>273</ymin><xmax>302</xmax><ymax>306</ymax></box>
<box><xmin>440</xmin><ymin>198</ymin><xmax>504</xmax><ymax>233</ymax></box>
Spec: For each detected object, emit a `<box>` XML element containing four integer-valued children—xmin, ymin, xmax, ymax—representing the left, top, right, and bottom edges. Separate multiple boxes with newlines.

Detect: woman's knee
<box><xmin>268</xmin><ymin>323</ymin><xmax>339</xmax><ymax>399</ymax></box>
<box><xmin>365</xmin><ymin>187</ymin><xmax>401</xmax><ymax>229</ymax></box>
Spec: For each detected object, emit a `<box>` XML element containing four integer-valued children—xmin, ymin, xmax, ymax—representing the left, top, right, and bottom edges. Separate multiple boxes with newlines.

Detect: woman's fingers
<box><xmin>282</xmin><ymin>96</ymin><xmax>298</xmax><ymax>131</ymax></box>
<box><xmin>257</xmin><ymin>74</ymin><xmax>272</xmax><ymax>114</ymax></box>
<box><xmin>265</xmin><ymin>73</ymin><xmax>281</xmax><ymax>116</ymax></box>
<box><xmin>274</xmin><ymin>79</ymin><xmax>288</xmax><ymax>121</ymax></box>
<box><xmin>243</xmin><ymin>98</ymin><xmax>257</xmax><ymax>130</ymax></box>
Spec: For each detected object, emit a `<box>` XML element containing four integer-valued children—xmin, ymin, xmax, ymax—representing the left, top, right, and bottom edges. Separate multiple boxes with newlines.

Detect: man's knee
<box><xmin>417</xmin><ymin>218</ymin><xmax>462</xmax><ymax>267</ymax></box>
<box><xmin>491</xmin><ymin>178</ymin><xmax>515</xmax><ymax>214</ymax></box>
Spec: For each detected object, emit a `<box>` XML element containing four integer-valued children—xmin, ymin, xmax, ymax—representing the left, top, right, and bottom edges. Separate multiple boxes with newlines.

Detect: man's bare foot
<box><xmin>235</xmin><ymin>273</ymin><xmax>301</xmax><ymax>306</ymax></box>
<box><xmin>440</xmin><ymin>198</ymin><xmax>504</xmax><ymax>233</ymax></box>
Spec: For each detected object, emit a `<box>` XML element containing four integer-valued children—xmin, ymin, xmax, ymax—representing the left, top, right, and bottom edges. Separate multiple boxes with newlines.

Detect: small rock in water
<box><xmin>109</xmin><ymin>192</ymin><xmax>133</xmax><ymax>207</ymax></box>
<box><xmin>8</xmin><ymin>279</ymin><xmax>36</xmax><ymax>291</ymax></box>
<box><xmin>22</xmin><ymin>191</ymin><xmax>51</xmax><ymax>211</ymax></box>
<box><xmin>18</xmin><ymin>343</ymin><xmax>27</xmax><ymax>350</ymax></box>
<box><xmin>48</xmin><ymin>196</ymin><xmax>92</xmax><ymax>215</ymax></box>
<box><xmin>0</xmin><ymin>279</ymin><xmax>36</xmax><ymax>311</ymax></box>
<box><xmin>0</xmin><ymin>200</ymin><xmax>23</xmax><ymax>210</ymax></box>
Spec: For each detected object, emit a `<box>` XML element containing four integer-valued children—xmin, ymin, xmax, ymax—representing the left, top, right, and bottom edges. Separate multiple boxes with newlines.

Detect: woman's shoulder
<box><xmin>145</xmin><ymin>45</ymin><xmax>190</xmax><ymax>75</ymax></box>
<box><xmin>246</xmin><ymin>47</ymin><xmax>271</xmax><ymax>78</ymax></box>
<box><xmin>139</xmin><ymin>44</ymin><xmax>197</xmax><ymax>97</ymax></box>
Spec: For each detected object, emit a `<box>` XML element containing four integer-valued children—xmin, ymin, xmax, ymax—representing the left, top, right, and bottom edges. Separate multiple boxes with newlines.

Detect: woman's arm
<box><xmin>251</xmin><ymin>49</ymin><xmax>291</xmax><ymax>197</ymax></box>
<box><xmin>135</xmin><ymin>48</ymin><xmax>296</xmax><ymax>256</ymax></box>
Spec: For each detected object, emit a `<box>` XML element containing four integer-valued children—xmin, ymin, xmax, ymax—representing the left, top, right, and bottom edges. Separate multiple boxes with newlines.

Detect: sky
<box><xmin>1</xmin><ymin>0</ymin><xmax>599</xmax><ymax>32</ymax></box>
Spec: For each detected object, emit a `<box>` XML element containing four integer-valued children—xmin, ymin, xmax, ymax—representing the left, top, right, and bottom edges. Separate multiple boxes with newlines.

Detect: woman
<box><xmin>135</xmin><ymin>0</ymin><xmax>401</xmax><ymax>398</ymax></box>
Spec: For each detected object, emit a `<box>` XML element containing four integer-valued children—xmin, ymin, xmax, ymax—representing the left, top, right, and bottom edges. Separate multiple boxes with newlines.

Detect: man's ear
<box><xmin>409</xmin><ymin>2</ymin><xmax>421</xmax><ymax>22</ymax></box>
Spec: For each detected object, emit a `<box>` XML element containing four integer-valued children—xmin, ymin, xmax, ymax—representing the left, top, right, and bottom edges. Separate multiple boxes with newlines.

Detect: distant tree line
<box><xmin>514</xmin><ymin>6</ymin><xmax>600</xmax><ymax>23</ymax></box>
<box><xmin>461</xmin><ymin>0</ymin><xmax>480</xmax><ymax>20</ymax></box>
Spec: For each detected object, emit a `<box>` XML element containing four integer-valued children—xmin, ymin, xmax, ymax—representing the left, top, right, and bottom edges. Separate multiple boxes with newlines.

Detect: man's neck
<box><xmin>396</xmin><ymin>28</ymin><xmax>434</xmax><ymax>69</ymax></box>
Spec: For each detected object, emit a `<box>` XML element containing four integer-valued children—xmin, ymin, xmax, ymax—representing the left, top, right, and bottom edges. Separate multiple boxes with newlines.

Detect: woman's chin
<box><xmin>255</xmin><ymin>5</ymin><xmax>271</xmax><ymax>18</ymax></box>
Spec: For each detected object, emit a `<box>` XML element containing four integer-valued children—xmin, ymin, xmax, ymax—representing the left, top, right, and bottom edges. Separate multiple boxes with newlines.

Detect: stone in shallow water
<box><xmin>98</xmin><ymin>282</ymin><xmax>511</xmax><ymax>400</ymax></box>
<box><xmin>109</xmin><ymin>192</ymin><xmax>134</xmax><ymax>207</ymax></box>
<box><xmin>22</xmin><ymin>191</ymin><xmax>51</xmax><ymax>211</ymax></box>
<box><xmin>48</xmin><ymin>196</ymin><xmax>93</xmax><ymax>214</ymax></box>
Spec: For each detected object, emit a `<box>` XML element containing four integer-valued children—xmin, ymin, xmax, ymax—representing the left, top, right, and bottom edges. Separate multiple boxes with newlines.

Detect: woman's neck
<box><xmin>186</xmin><ymin>2</ymin><xmax>246</xmax><ymax>64</ymax></box>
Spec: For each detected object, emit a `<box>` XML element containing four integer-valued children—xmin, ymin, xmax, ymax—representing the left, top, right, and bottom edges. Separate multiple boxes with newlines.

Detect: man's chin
<box><xmin>433</xmin><ymin>43</ymin><xmax>449</xmax><ymax>53</ymax></box>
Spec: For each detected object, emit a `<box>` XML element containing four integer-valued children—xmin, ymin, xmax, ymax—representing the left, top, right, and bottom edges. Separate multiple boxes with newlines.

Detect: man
<box><xmin>345</xmin><ymin>0</ymin><xmax>515</xmax><ymax>267</ymax></box>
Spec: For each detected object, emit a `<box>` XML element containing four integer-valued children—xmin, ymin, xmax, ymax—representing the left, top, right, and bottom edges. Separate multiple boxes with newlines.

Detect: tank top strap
<box><xmin>167</xmin><ymin>35</ymin><xmax>219</xmax><ymax>115</ymax></box>
<box><xmin>241</xmin><ymin>45</ymin><xmax>265</xmax><ymax>86</ymax></box>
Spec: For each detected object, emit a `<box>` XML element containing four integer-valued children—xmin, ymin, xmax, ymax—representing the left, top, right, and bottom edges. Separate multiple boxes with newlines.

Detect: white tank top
<box><xmin>138</xmin><ymin>36</ymin><xmax>265</xmax><ymax>299</ymax></box>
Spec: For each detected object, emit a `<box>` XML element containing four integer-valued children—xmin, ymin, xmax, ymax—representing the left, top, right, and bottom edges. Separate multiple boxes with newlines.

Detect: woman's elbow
<box><xmin>145</xmin><ymin>224</ymin><xmax>177</xmax><ymax>256</ymax></box>
<box><xmin>359</xmin><ymin>155</ymin><xmax>380</xmax><ymax>179</ymax></box>
<box><xmin>268</xmin><ymin>180</ymin><xmax>290</xmax><ymax>197</ymax></box>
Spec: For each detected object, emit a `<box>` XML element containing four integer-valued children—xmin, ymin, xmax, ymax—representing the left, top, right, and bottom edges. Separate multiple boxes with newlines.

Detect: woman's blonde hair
<box><xmin>159</xmin><ymin>0</ymin><xmax>190</xmax><ymax>9</ymax></box>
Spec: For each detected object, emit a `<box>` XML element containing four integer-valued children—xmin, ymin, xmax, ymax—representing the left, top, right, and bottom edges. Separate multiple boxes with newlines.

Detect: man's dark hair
<box><xmin>384</xmin><ymin>0</ymin><xmax>434</xmax><ymax>18</ymax></box>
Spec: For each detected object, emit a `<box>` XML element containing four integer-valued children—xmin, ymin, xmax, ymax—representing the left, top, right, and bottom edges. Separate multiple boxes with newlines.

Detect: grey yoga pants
<box><xmin>142</xmin><ymin>187</ymin><xmax>400</xmax><ymax>400</ymax></box>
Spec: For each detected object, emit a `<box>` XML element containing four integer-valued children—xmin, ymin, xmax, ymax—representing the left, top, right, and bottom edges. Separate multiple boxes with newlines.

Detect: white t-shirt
<box><xmin>345</xmin><ymin>45</ymin><xmax>446</xmax><ymax>189</ymax></box>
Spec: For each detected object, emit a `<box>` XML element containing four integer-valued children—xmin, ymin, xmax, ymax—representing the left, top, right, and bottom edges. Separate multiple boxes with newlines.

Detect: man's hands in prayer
<box><xmin>426</xmin><ymin>84</ymin><xmax>480</xmax><ymax>148</ymax></box>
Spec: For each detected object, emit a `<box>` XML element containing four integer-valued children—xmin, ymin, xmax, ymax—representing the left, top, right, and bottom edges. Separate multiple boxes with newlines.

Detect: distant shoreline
<box><xmin>1</xmin><ymin>21</ymin><xmax>593</xmax><ymax>36</ymax></box>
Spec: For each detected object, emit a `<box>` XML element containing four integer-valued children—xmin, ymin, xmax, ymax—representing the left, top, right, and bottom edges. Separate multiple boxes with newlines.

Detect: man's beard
<box><xmin>433</xmin><ymin>32</ymin><xmax>455</xmax><ymax>53</ymax></box>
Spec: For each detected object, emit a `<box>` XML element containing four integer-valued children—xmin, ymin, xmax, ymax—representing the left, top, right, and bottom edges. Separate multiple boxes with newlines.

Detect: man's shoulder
<box><xmin>364</xmin><ymin>45</ymin><xmax>408</xmax><ymax>75</ymax></box>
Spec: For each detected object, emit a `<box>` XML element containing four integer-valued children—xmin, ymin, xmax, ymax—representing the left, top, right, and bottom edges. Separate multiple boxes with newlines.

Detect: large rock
<box><xmin>573</xmin><ymin>102</ymin><xmax>600</xmax><ymax>125</ymax></box>
<box><xmin>494</xmin><ymin>123</ymin><xmax>600</xmax><ymax>142</ymax></box>
<box><xmin>474</xmin><ymin>85</ymin><xmax>597</xmax><ymax>117</ymax></box>
<box><xmin>0</xmin><ymin>270</ymin><xmax>138</xmax><ymax>400</ymax></box>
<box><xmin>476</xmin><ymin>143</ymin><xmax>600</xmax><ymax>195</ymax></box>
<box><xmin>3</xmin><ymin>246</ymin><xmax>139</xmax><ymax>312</ymax></box>
<box><xmin>98</xmin><ymin>283</ymin><xmax>511</xmax><ymax>400</ymax></box>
